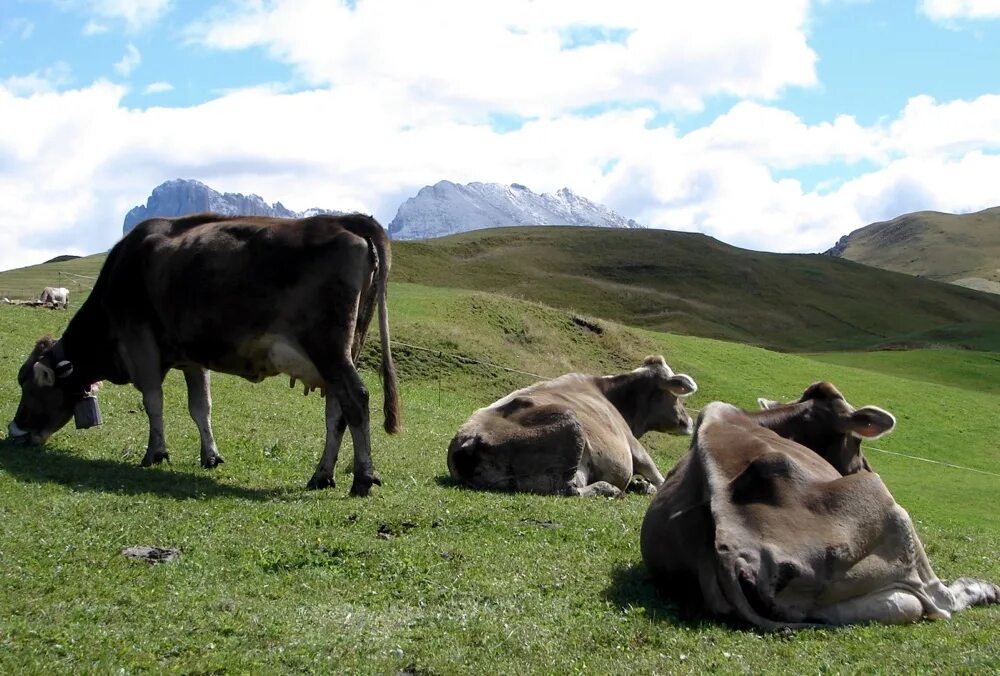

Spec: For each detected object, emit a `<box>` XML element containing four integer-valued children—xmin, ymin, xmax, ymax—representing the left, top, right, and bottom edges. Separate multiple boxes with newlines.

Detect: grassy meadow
<box><xmin>1</xmin><ymin>272</ymin><xmax>998</xmax><ymax>673</ymax></box>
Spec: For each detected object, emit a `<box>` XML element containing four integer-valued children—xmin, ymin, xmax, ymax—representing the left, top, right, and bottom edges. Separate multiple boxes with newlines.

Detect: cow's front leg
<box><xmin>630</xmin><ymin>440</ymin><xmax>665</xmax><ymax>491</ymax></box>
<box><xmin>138</xmin><ymin>380</ymin><xmax>169</xmax><ymax>466</ymax></box>
<box><xmin>121</xmin><ymin>330</ymin><xmax>170</xmax><ymax>467</ymax></box>
<box><xmin>307</xmin><ymin>397</ymin><xmax>347</xmax><ymax>490</ymax></box>
<box><xmin>183</xmin><ymin>367</ymin><xmax>223</xmax><ymax>468</ymax></box>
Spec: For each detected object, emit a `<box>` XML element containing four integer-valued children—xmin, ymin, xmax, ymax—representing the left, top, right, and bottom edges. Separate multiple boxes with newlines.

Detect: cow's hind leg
<box><xmin>322</xmin><ymin>360</ymin><xmax>380</xmax><ymax>497</ymax></box>
<box><xmin>183</xmin><ymin>367</ymin><xmax>223</xmax><ymax>468</ymax></box>
<box><xmin>307</xmin><ymin>398</ymin><xmax>348</xmax><ymax>490</ymax></box>
<box><xmin>948</xmin><ymin>577</ymin><xmax>1000</xmax><ymax>611</ymax></box>
<box><xmin>568</xmin><ymin>461</ymin><xmax>622</xmax><ymax>498</ymax></box>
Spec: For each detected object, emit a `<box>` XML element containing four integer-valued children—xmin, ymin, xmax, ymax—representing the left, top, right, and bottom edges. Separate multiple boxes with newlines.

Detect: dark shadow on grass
<box><xmin>0</xmin><ymin>438</ymin><xmax>291</xmax><ymax>501</ymax></box>
<box><xmin>603</xmin><ymin>561</ymin><xmax>720</xmax><ymax>629</ymax></box>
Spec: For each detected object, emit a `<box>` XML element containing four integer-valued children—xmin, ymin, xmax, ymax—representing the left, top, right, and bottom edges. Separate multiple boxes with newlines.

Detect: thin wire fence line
<box><xmin>864</xmin><ymin>446</ymin><xmax>1000</xmax><ymax>479</ymax></box>
<box><xmin>387</xmin><ymin>337</ymin><xmax>998</xmax><ymax>480</ymax></box>
<box><xmin>58</xmin><ymin>271</ymin><xmax>98</xmax><ymax>281</ymax></box>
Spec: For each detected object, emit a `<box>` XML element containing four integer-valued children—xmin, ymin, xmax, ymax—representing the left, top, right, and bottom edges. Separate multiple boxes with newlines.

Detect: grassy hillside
<box><xmin>0</xmin><ymin>253</ymin><xmax>104</xmax><ymax>304</ymax></box>
<box><xmin>0</xmin><ymin>283</ymin><xmax>998</xmax><ymax>673</ymax></box>
<box><xmin>5</xmin><ymin>228</ymin><xmax>1000</xmax><ymax>352</ymax></box>
<box><xmin>829</xmin><ymin>207</ymin><xmax>1000</xmax><ymax>294</ymax></box>
<box><xmin>391</xmin><ymin>226</ymin><xmax>1000</xmax><ymax>352</ymax></box>
<box><xmin>808</xmin><ymin>349</ymin><xmax>1000</xmax><ymax>395</ymax></box>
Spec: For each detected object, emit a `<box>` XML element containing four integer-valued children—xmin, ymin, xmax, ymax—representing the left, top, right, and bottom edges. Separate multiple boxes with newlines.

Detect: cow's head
<box><xmin>7</xmin><ymin>337</ymin><xmax>88</xmax><ymax>445</ymax></box>
<box><xmin>631</xmin><ymin>355</ymin><xmax>698</xmax><ymax>436</ymax></box>
<box><xmin>756</xmin><ymin>381</ymin><xmax>895</xmax><ymax>474</ymax></box>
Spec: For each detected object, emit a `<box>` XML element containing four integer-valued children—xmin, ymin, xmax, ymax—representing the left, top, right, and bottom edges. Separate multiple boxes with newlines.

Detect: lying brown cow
<box><xmin>641</xmin><ymin>382</ymin><xmax>999</xmax><ymax>627</ymax></box>
<box><xmin>447</xmin><ymin>356</ymin><xmax>697</xmax><ymax>497</ymax></box>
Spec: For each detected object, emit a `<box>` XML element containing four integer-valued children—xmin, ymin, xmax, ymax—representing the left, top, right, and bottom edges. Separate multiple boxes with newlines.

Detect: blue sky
<box><xmin>1</xmin><ymin>0</ymin><xmax>999</xmax><ymax>270</ymax></box>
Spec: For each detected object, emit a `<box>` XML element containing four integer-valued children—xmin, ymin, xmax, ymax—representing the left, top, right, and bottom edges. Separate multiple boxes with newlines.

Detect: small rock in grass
<box><xmin>121</xmin><ymin>545</ymin><xmax>180</xmax><ymax>564</ymax></box>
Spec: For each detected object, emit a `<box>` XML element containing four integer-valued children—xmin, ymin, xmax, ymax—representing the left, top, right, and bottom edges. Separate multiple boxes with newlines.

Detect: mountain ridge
<box><xmin>122</xmin><ymin>179</ymin><xmax>344</xmax><ymax>234</ymax></box>
<box><xmin>387</xmin><ymin>180</ymin><xmax>642</xmax><ymax>239</ymax></box>
<box><xmin>825</xmin><ymin>207</ymin><xmax>1000</xmax><ymax>294</ymax></box>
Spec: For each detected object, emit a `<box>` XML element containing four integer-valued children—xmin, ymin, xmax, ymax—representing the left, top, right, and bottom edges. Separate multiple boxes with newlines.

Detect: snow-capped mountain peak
<box><xmin>387</xmin><ymin>180</ymin><xmax>642</xmax><ymax>239</ymax></box>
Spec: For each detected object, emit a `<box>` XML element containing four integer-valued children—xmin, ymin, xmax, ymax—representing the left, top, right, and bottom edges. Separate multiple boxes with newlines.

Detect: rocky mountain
<box><xmin>825</xmin><ymin>207</ymin><xmax>1000</xmax><ymax>295</ymax></box>
<box><xmin>122</xmin><ymin>179</ymin><xmax>343</xmax><ymax>235</ymax></box>
<box><xmin>387</xmin><ymin>180</ymin><xmax>643</xmax><ymax>240</ymax></box>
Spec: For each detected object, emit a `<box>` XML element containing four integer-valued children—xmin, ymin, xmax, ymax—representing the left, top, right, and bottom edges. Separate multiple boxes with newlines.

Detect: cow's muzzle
<box><xmin>7</xmin><ymin>420</ymin><xmax>30</xmax><ymax>442</ymax></box>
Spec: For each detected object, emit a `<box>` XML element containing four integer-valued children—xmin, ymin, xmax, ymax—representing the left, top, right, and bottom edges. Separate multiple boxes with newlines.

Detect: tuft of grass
<box><xmin>0</xmin><ymin>282</ymin><xmax>998</xmax><ymax>673</ymax></box>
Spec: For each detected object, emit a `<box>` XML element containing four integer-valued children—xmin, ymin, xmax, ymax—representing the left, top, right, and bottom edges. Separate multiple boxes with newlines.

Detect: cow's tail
<box><xmin>371</xmin><ymin>226</ymin><xmax>401</xmax><ymax>434</ymax></box>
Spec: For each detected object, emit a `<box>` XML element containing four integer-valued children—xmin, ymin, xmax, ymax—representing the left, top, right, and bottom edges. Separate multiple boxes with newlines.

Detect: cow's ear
<box><xmin>842</xmin><ymin>406</ymin><xmax>896</xmax><ymax>439</ymax></box>
<box><xmin>33</xmin><ymin>361</ymin><xmax>56</xmax><ymax>387</ymax></box>
<box><xmin>664</xmin><ymin>374</ymin><xmax>697</xmax><ymax>397</ymax></box>
<box><xmin>757</xmin><ymin>397</ymin><xmax>782</xmax><ymax>410</ymax></box>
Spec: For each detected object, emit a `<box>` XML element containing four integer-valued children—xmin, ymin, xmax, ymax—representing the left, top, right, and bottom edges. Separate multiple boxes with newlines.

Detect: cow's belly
<box><xmin>211</xmin><ymin>335</ymin><xmax>324</xmax><ymax>388</ymax></box>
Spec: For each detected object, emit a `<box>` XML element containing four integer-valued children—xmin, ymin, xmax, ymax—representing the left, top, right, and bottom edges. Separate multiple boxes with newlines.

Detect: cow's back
<box><xmin>99</xmin><ymin>213</ymin><xmax>381</xmax><ymax>371</ymax></box>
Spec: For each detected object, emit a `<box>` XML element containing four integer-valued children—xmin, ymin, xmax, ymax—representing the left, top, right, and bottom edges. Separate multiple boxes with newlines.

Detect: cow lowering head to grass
<box><xmin>39</xmin><ymin>287</ymin><xmax>69</xmax><ymax>309</ymax></box>
<box><xmin>7</xmin><ymin>212</ymin><xmax>400</xmax><ymax>496</ymax></box>
<box><xmin>641</xmin><ymin>382</ymin><xmax>999</xmax><ymax>628</ymax></box>
<box><xmin>447</xmin><ymin>356</ymin><xmax>697</xmax><ymax>497</ymax></box>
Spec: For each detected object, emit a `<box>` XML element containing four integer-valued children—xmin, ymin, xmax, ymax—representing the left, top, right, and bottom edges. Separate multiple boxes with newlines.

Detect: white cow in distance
<box><xmin>39</xmin><ymin>287</ymin><xmax>69</xmax><ymax>309</ymax></box>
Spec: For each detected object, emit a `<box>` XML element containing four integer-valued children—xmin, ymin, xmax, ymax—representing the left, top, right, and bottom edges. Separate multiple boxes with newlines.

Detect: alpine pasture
<box><xmin>1</xmin><ymin>230</ymin><xmax>998</xmax><ymax>673</ymax></box>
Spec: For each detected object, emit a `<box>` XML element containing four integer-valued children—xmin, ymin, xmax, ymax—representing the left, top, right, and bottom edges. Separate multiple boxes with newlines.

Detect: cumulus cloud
<box><xmin>86</xmin><ymin>0</ymin><xmax>172</xmax><ymax>31</ymax></box>
<box><xmin>1</xmin><ymin>63</ymin><xmax>73</xmax><ymax>96</ymax></box>
<box><xmin>2</xmin><ymin>73</ymin><xmax>1000</xmax><ymax>272</ymax></box>
<box><xmin>143</xmin><ymin>81</ymin><xmax>174</xmax><ymax>94</ymax></box>
<box><xmin>113</xmin><ymin>43</ymin><xmax>141</xmax><ymax>77</ymax></box>
<box><xmin>82</xmin><ymin>20</ymin><xmax>111</xmax><ymax>36</ymax></box>
<box><xmin>921</xmin><ymin>0</ymin><xmax>1000</xmax><ymax>21</ymax></box>
<box><xmin>185</xmin><ymin>0</ymin><xmax>817</xmax><ymax>116</ymax></box>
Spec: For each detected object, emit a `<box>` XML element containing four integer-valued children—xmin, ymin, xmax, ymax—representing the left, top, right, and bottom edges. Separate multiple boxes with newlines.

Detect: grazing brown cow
<box><xmin>641</xmin><ymin>382</ymin><xmax>999</xmax><ymax>627</ymax></box>
<box><xmin>447</xmin><ymin>356</ymin><xmax>697</xmax><ymax>497</ymax></box>
<box><xmin>8</xmin><ymin>212</ymin><xmax>400</xmax><ymax>496</ymax></box>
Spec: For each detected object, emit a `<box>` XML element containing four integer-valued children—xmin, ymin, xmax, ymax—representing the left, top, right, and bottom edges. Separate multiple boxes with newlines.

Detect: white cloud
<box><xmin>2</xmin><ymin>72</ymin><xmax>1000</xmax><ymax>273</ymax></box>
<box><xmin>82</xmin><ymin>20</ymin><xmax>111</xmax><ymax>36</ymax></box>
<box><xmin>921</xmin><ymin>0</ymin><xmax>1000</xmax><ymax>20</ymax></box>
<box><xmin>185</xmin><ymin>0</ymin><xmax>817</xmax><ymax>116</ymax></box>
<box><xmin>143</xmin><ymin>81</ymin><xmax>175</xmax><ymax>95</ymax></box>
<box><xmin>86</xmin><ymin>0</ymin><xmax>172</xmax><ymax>31</ymax></box>
<box><xmin>113</xmin><ymin>43</ymin><xmax>142</xmax><ymax>77</ymax></box>
<box><xmin>1</xmin><ymin>63</ymin><xmax>73</xmax><ymax>96</ymax></box>
<box><xmin>3</xmin><ymin>17</ymin><xmax>36</xmax><ymax>40</ymax></box>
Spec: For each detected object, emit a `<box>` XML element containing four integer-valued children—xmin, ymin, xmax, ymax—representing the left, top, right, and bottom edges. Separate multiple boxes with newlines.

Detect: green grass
<box><xmin>807</xmin><ymin>349</ymin><xmax>1000</xmax><ymax>395</ymax></box>
<box><xmin>832</xmin><ymin>206</ymin><xmax>1000</xmax><ymax>287</ymax></box>
<box><xmin>390</xmin><ymin>226</ymin><xmax>1000</xmax><ymax>352</ymax></box>
<box><xmin>7</xmin><ymin>226</ymin><xmax>1000</xmax><ymax>352</ymax></box>
<box><xmin>1</xmin><ymin>282</ymin><xmax>998</xmax><ymax>673</ymax></box>
<box><xmin>0</xmin><ymin>253</ymin><xmax>104</xmax><ymax>304</ymax></box>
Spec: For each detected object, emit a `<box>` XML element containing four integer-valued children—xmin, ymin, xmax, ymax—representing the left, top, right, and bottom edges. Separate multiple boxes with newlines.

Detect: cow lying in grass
<box><xmin>641</xmin><ymin>382</ymin><xmax>999</xmax><ymax>628</ymax></box>
<box><xmin>447</xmin><ymin>356</ymin><xmax>697</xmax><ymax>497</ymax></box>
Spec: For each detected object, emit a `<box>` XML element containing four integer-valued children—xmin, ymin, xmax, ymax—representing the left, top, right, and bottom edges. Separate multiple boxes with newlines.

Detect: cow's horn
<box><xmin>33</xmin><ymin>362</ymin><xmax>56</xmax><ymax>387</ymax></box>
<box><xmin>55</xmin><ymin>360</ymin><xmax>74</xmax><ymax>378</ymax></box>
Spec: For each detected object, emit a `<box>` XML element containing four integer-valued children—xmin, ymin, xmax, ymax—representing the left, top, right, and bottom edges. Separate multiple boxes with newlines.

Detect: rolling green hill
<box><xmin>391</xmin><ymin>226</ymin><xmax>1000</xmax><ymax>352</ymax></box>
<box><xmin>828</xmin><ymin>207</ymin><xmax>1000</xmax><ymax>294</ymax></box>
<box><xmin>4</xmin><ymin>227</ymin><xmax>1000</xmax><ymax>352</ymax></box>
<box><xmin>1</xmin><ymin>282</ymin><xmax>998</xmax><ymax>673</ymax></box>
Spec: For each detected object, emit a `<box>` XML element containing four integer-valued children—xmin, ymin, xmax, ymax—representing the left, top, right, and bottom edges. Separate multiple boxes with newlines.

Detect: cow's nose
<box><xmin>7</xmin><ymin>420</ymin><xmax>30</xmax><ymax>441</ymax></box>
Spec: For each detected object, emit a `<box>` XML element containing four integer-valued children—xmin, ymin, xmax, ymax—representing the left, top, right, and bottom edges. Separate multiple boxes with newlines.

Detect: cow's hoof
<box><xmin>627</xmin><ymin>477</ymin><xmax>658</xmax><ymax>495</ymax></box>
<box><xmin>350</xmin><ymin>473</ymin><xmax>382</xmax><ymax>497</ymax></box>
<box><xmin>140</xmin><ymin>450</ymin><xmax>169</xmax><ymax>467</ymax></box>
<box><xmin>201</xmin><ymin>454</ymin><xmax>225</xmax><ymax>469</ymax></box>
<box><xmin>306</xmin><ymin>475</ymin><xmax>335</xmax><ymax>490</ymax></box>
